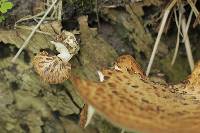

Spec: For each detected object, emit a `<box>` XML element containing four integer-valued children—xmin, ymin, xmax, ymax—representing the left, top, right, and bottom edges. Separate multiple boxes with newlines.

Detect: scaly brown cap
<box><xmin>71</xmin><ymin>55</ymin><xmax>200</xmax><ymax>133</ymax></box>
<box><xmin>33</xmin><ymin>51</ymin><xmax>71</xmax><ymax>84</ymax></box>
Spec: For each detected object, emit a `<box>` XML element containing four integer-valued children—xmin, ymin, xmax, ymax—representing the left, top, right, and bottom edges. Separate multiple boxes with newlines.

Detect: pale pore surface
<box><xmin>72</xmin><ymin>55</ymin><xmax>200</xmax><ymax>133</ymax></box>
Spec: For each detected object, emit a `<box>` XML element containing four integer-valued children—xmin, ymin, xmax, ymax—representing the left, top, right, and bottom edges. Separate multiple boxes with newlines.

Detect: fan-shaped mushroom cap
<box><xmin>71</xmin><ymin>55</ymin><xmax>200</xmax><ymax>133</ymax></box>
<box><xmin>33</xmin><ymin>51</ymin><xmax>71</xmax><ymax>84</ymax></box>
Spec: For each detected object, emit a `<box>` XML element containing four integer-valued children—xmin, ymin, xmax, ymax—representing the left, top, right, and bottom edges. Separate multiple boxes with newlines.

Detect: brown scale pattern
<box><xmin>33</xmin><ymin>51</ymin><xmax>71</xmax><ymax>84</ymax></box>
<box><xmin>71</xmin><ymin>55</ymin><xmax>200</xmax><ymax>133</ymax></box>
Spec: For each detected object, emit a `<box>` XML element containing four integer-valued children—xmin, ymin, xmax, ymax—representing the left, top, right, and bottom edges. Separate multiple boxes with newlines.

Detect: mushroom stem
<box><xmin>50</xmin><ymin>41</ymin><xmax>73</xmax><ymax>62</ymax></box>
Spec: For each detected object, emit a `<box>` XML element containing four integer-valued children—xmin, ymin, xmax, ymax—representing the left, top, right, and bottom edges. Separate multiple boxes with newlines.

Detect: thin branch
<box><xmin>185</xmin><ymin>9</ymin><xmax>193</xmax><ymax>34</ymax></box>
<box><xmin>171</xmin><ymin>7</ymin><xmax>183</xmax><ymax>66</ymax></box>
<box><xmin>187</xmin><ymin>0</ymin><xmax>199</xmax><ymax>17</ymax></box>
<box><xmin>11</xmin><ymin>0</ymin><xmax>59</xmax><ymax>63</ymax></box>
<box><xmin>185</xmin><ymin>0</ymin><xmax>197</xmax><ymax>32</ymax></box>
<box><xmin>174</xmin><ymin>7</ymin><xmax>183</xmax><ymax>37</ymax></box>
<box><xmin>181</xmin><ymin>15</ymin><xmax>194</xmax><ymax>71</ymax></box>
<box><xmin>50</xmin><ymin>2</ymin><xmax>59</xmax><ymax>18</ymax></box>
<box><xmin>146</xmin><ymin>0</ymin><xmax>177</xmax><ymax>76</ymax></box>
<box><xmin>14</xmin><ymin>11</ymin><xmax>45</xmax><ymax>27</ymax></box>
<box><xmin>57</xmin><ymin>0</ymin><xmax>62</xmax><ymax>21</ymax></box>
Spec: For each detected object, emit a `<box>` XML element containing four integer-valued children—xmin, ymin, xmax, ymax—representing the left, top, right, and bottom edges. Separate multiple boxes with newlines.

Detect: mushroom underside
<box><xmin>71</xmin><ymin>55</ymin><xmax>200</xmax><ymax>133</ymax></box>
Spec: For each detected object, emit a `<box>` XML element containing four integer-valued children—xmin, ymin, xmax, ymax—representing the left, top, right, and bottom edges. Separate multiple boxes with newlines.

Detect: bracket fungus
<box><xmin>71</xmin><ymin>55</ymin><xmax>200</xmax><ymax>133</ymax></box>
<box><xmin>33</xmin><ymin>31</ymin><xmax>79</xmax><ymax>84</ymax></box>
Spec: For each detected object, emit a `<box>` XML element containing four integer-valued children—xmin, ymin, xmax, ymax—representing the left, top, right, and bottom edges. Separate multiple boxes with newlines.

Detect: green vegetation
<box><xmin>0</xmin><ymin>0</ymin><xmax>13</xmax><ymax>22</ymax></box>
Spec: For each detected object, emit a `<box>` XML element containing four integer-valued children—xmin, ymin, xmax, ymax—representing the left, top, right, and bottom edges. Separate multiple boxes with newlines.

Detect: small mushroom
<box><xmin>55</xmin><ymin>31</ymin><xmax>80</xmax><ymax>55</ymax></box>
<box><xmin>33</xmin><ymin>31</ymin><xmax>79</xmax><ymax>84</ymax></box>
<box><xmin>33</xmin><ymin>51</ymin><xmax>71</xmax><ymax>84</ymax></box>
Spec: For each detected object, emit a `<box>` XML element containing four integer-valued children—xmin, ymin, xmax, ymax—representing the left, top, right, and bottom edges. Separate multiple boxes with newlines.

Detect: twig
<box><xmin>174</xmin><ymin>7</ymin><xmax>183</xmax><ymax>37</ymax></box>
<box><xmin>53</xmin><ymin>0</ymin><xmax>57</xmax><ymax>18</ymax></box>
<box><xmin>14</xmin><ymin>11</ymin><xmax>45</xmax><ymax>26</ymax></box>
<box><xmin>57</xmin><ymin>0</ymin><xmax>62</xmax><ymax>21</ymax></box>
<box><xmin>171</xmin><ymin>7</ymin><xmax>183</xmax><ymax>66</ymax></box>
<box><xmin>46</xmin><ymin>0</ymin><xmax>50</xmax><ymax>6</ymax></box>
<box><xmin>30</xmin><ymin>17</ymin><xmax>56</xmax><ymax>21</ymax></box>
<box><xmin>181</xmin><ymin>15</ymin><xmax>194</xmax><ymax>71</ymax></box>
<box><xmin>50</xmin><ymin>2</ymin><xmax>59</xmax><ymax>18</ymax></box>
<box><xmin>185</xmin><ymin>8</ymin><xmax>193</xmax><ymax>34</ymax></box>
<box><xmin>187</xmin><ymin>0</ymin><xmax>199</xmax><ymax>17</ymax></box>
<box><xmin>11</xmin><ymin>0</ymin><xmax>59</xmax><ymax>63</ymax></box>
<box><xmin>146</xmin><ymin>0</ymin><xmax>177</xmax><ymax>76</ymax></box>
<box><xmin>172</xmin><ymin>1</ymin><xmax>196</xmax><ymax>69</ymax></box>
<box><xmin>185</xmin><ymin>0</ymin><xmax>197</xmax><ymax>35</ymax></box>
